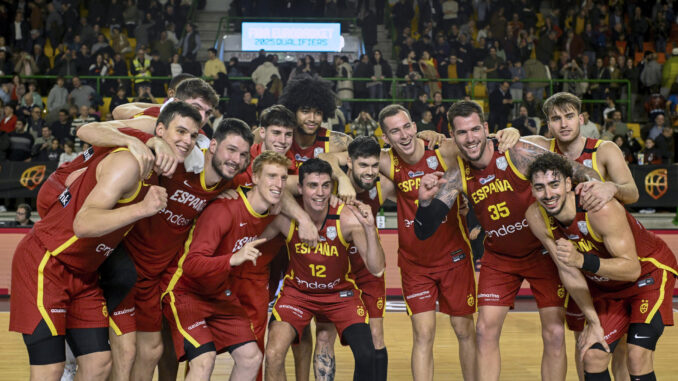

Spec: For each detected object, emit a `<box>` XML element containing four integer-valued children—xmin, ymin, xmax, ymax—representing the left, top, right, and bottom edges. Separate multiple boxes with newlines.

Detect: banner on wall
<box><xmin>0</xmin><ymin>160</ymin><xmax>57</xmax><ymax>199</ymax></box>
<box><xmin>628</xmin><ymin>164</ymin><xmax>678</xmax><ymax>208</ymax></box>
<box><xmin>242</xmin><ymin>22</ymin><xmax>343</xmax><ymax>52</ymax></box>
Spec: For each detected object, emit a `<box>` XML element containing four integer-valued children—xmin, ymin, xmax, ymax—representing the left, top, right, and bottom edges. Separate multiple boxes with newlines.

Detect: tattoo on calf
<box><xmin>315</xmin><ymin>350</ymin><xmax>336</xmax><ymax>381</ymax></box>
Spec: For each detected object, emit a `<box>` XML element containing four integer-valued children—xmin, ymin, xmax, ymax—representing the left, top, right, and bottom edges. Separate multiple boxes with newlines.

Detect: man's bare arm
<box><xmin>112</xmin><ymin>102</ymin><xmax>157</xmax><ymax>120</ymax></box>
<box><xmin>279</xmin><ymin>190</ymin><xmax>319</xmax><ymax>248</ymax></box>
<box><xmin>343</xmin><ymin>204</ymin><xmax>385</xmax><ymax>277</ymax></box>
<box><xmin>318</xmin><ymin>151</ymin><xmax>355</xmax><ymax>203</ymax></box>
<box><xmin>509</xmin><ymin>139</ymin><xmax>602</xmax><ymax>183</ymax></box>
<box><xmin>73</xmin><ymin>151</ymin><xmax>167</xmax><ymax>237</ymax></box>
<box><xmin>328</xmin><ymin>130</ymin><xmax>353</xmax><ymax>152</ymax></box>
<box><xmin>414</xmin><ymin>164</ymin><xmax>463</xmax><ymax>240</ymax></box>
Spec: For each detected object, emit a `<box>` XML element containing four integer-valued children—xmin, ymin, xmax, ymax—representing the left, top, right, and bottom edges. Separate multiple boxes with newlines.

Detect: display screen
<box><xmin>242</xmin><ymin>22</ymin><xmax>343</xmax><ymax>52</ymax></box>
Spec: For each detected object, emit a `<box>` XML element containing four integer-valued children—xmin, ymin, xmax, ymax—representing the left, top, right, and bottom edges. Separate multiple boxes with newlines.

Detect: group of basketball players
<box><xmin>8</xmin><ymin>70</ymin><xmax>678</xmax><ymax>381</ymax></box>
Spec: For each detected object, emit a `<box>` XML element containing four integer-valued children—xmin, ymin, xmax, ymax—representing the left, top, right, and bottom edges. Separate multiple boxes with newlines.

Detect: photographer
<box><xmin>134</xmin><ymin>83</ymin><xmax>156</xmax><ymax>104</ymax></box>
<box><xmin>560</xmin><ymin>59</ymin><xmax>586</xmax><ymax>97</ymax></box>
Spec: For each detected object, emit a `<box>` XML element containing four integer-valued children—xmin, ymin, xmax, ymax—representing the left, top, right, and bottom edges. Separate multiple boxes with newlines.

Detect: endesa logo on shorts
<box><xmin>295</xmin><ymin>276</ymin><xmax>341</xmax><ymax>290</ymax></box>
<box><xmin>485</xmin><ymin>218</ymin><xmax>529</xmax><ymax>238</ymax></box>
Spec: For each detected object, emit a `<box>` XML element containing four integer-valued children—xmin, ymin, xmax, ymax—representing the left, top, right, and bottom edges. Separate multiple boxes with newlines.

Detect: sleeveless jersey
<box><xmin>290</xmin><ymin>127</ymin><xmax>331</xmax><ymax>170</ymax></box>
<box><xmin>388</xmin><ymin>142</ymin><xmax>472</xmax><ymax>272</ymax></box>
<box><xmin>133</xmin><ymin>106</ymin><xmax>161</xmax><ymax>119</ymax></box>
<box><xmin>283</xmin><ymin>203</ymin><xmax>358</xmax><ymax>294</ymax></box>
<box><xmin>349</xmin><ymin>177</ymin><xmax>384</xmax><ymax>281</ymax></box>
<box><xmin>163</xmin><ymin>187</ymin><xmax>275</xmax><ymax>298</ymax></box>
<box><xmin>540</xmin><ymin>202</ymin><xmax>678</xmax><ymax>292</ymax></box>
<box><xmin>242</xmin><ymin>143</ymin><xmax>298</xmax><ymax>186</ymax></box>
<box><xmin>549</xmin><ymin>138</ymin><xmax>603</xmax><ymax>178</ymax></box>
<box><xmin>31</xmin><ymin>146</ymin><xmax>152</xmax><ymax>274</ymax></box>
<box><xmin>124</xmin><ymin>148</ymin><xmax>248</xmax><ymax>280</ymax></box>
<box><xmin>458</xmin><ymin>140</ymin><xmax>542</xmax><ymax>257</ymax></box>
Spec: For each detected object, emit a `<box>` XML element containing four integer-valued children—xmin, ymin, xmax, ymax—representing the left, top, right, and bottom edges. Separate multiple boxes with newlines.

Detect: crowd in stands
<box><xmin>1</xmin><ymin>0</ymin><xmax>678</xmax><ymax>170</ymax></box>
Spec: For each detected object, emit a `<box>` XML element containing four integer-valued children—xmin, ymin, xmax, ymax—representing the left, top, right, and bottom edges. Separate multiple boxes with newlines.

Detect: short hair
<box><xmin>259</xmin><ymin>105</ymin><xmax>297</xmax><ymax>129</ymax></box>
<box><xmin>279</xmin><ymin>75</ymin><xmax>337</xmax><ymax>121</ymax></box>
<box><xmin>175</xmin><ymin>78</ymin><xmax>218</xmax><ymax>108</ymax></box>
<box><xmin>348</xmin><ymin>136</ymin><xmax>381</xmax><ymax>159</ymax></box>
<box><xmin>378</xmin><ymin>104</ymin><xmax>411</xmax><ymax>130</ymax></box>
<box><xmin>17</xmin><ymin>203</ymin><xmax>31</xmax><ymax>216</ymax></box>
<box><xmin>213</xmin><ymin>118</ymin><xmax>254</xmax><ymax>146</ymax></box>
<box><xmin>168</xmin><ymin>73</ymin><xmax>195</xmax><ymax>92</ymax></box>
<box><xmin>447</xmin><ymin>100</ymin><xmax>485</xmax><ymax>131</ymax></box>
<box><xmin>252</xmin><ymin>150</ymin><xmax>291</xmax><ymax>176</ymax></box>
<box><xmin>208</xmin><ymin>48</ymin><xmax>217</xmax><ymax>54</ymax></box>
<box><xmin>542</xmin><ymin>92</ymin><xmax>581</xmax><ymax>118</ymax></box>
<box><xmin>526</xmin><ymin>152</ymin><xmax>573</xmax><ymax>183</ymax></box>
<box><xmin>299</xmin><ymin>158</ymin><xmax>333</xmax><ymax>185</ymax></box>
<box><xmin>156</xmin><ymin>100</ymin><xmax>202</xmax><ymax>131</ymax></box>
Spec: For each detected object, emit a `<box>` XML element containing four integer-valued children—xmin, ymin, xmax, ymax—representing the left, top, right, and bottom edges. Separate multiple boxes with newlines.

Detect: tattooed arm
<box><xmin>508</xmin><ymin>139</ymin><xmax>602</xmax><ymax>183</ymax></box>
<box><xmin>414</xmin><ymin>162</ymin><xmax>464</xmax><ymax>240</ymax></box>
<box><xmin>328</xmin><ymin>130</ymin><xmax>353</xmax><ymax>152</ymax></box>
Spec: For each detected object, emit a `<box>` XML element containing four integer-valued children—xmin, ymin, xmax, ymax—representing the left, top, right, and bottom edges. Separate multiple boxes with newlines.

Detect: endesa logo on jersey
<box><xmin>169</xmin><ymin>190</ymin><xmax>208</xmax><ymax>212</ymax></box>
<box><xmin>485</xmin><ymin>218</ymin><xmax>529</xmax><ymax>238</ymax></box>
<box><xmin>295</xmin><ymin>276</ymin><xmax>341</xmax><ymax>290</ymax></box>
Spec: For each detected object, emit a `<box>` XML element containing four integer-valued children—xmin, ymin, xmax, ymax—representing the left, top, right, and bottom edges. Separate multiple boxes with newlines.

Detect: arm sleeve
<box><xmin>181</xmin><ymin>202</ymin><xmax>235</xmax><ymax>289</ymax></box>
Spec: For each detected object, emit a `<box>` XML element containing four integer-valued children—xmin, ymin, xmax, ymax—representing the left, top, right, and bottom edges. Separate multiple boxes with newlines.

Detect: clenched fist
<box><xmin>140</xmin><ymin>185</ymin><xmax>167</xmax><ymax>217</ymax></box>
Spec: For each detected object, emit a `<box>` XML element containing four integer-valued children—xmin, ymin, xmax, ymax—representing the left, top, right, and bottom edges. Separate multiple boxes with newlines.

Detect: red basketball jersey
<box><xmin>549</xmin><ymin>138</ymin><xmax>604</xmax><ymax>177</ymax></box>
<box><xmin>289</xmin><ymin>127</ymin><xmax>331</xmax><ymax>171</ymax></box>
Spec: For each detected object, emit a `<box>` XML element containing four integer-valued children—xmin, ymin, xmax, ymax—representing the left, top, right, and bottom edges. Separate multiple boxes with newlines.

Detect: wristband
<box><xmin>581</xmin><ymin>253</ymin><xmax>600</xmax><ymax>273</ymax></box>
<box><xmin>414</xmin><ymin>198</ymin><xmax>450</xmax><ymax>240</ymax></box>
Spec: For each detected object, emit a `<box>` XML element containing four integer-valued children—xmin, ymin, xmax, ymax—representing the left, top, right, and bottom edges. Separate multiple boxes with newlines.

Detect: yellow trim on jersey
<box><xmin>37</xmin><ymin>235</ymin><xmax>79</xmax><ymax>335</ymax></box>
<box><xmin>199</xmin><ymin>149</ymin><xmax>220</xmax><ymax>191</ymax></box>
<box><xmin>324</xmin><ymin>129</ymin><xmax>331</xmax><ymax>153</ymax></box>
<box><xmin>118</xmin><ymin>180</ymin><xmax>143</xmax><ymax>204</ymax></box>
<box><xmin>645</xmin><ymin>269</ymin><xmax>667</xmax><ymax>324</ymax></box>
<box><xmin>167</xmin><ymin>290</ymin><xmax>201</xmax><ymax>347</ymax></box>
<box><xmin>399</xmin><ymin>268</ymin><xmax>414</xmax><ymax>316</ymax></box>
<box><xmin>388</xmin><ymin>149</ymin><xmax>395</xmax><ymax>181</ymax></box>
<box><xmin>505</xmin><ymin>150</ymin><xmax>527</xmax><ymax>180</ymax></box>
<box><xmin>591</xmin><ymin>140</ymin><xmax>603</xmax><ymax>179</ymax></box>
<box><xmin>585</xmin><ymin>213</ymin><xmax>603</xmax><ymax>242</ymax></box>
<box><xmin>456</xmin><ymin>210</ymin><xmax>478</xmax><ymax>313</ymax></box>
<box><xmin>434</xmin><ymin>148</ymin><xmax>448</xmax><ymax>171</ymax></box>
<box><xmin>109</xmin><ymin>317</ymin><xmax>123</xmax><ymax>336</ymax></box>
<box><xmin>638</xmin><ymin>257</ymin><xmax>678</xmax><ymax>277</ymax></box>
<box><xmin>238</xmin><ymin>186</ymin><xmax>269</xmax><ymax>218</ymax></box>
<box><xmin>376</xmin><ymin>180</ymin><xmax>384</xmax><ymax>205</ymax></box>
<box><xmin>285</xmin><ymin>219</ymin><xmax>296</xmax><ymax>243</ymax></box>
<box><xmin>456</xmin><ymin>156</ymin><xmax>468</xmax><ymax>195</ymax></box>
<box><xmin>335</xmin><ymin>204</ymin><xmax>349</xmax><ymax>248</ymax></box>
<box><xmin>549</xmin><ymin>139</ymin><xmax>557</xmax><ymax>152</ymax></box>
<box><xmin>160</xmin><ymin>222</ymin><xmax>197</xmax><ymax>300</ymax></box>
<box><xmin>271</xmin><ymin>271</ymin><xmax>295</xmax><ymax>321</ymax></box>
<box><xmin>538</xmin><ymin>206</ymin><xmax>555</xmax><ymax>239</ymax></box>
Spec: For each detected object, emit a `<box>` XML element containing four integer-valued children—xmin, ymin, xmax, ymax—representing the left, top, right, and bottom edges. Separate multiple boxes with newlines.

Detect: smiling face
<box><xmin>382</xmin><ymin>110</ymin><xmax>418</xmax><ymax>157</ymax></box>
<box><xmin>299</xmin><ymin>172</ymin><xmax>332</xmax><ymax>213</ymax></box>
<box><xmin>181</xmin><ymin>96</ymin><xmax>213</xmax><ymax>127</ymax></box>
<box><xmin>155</xmin><ymin>115</ymin><xmax>200</xmax><ymax>162</ymax></box>
<box><xmin>451</xmin><ymin>112</ymin><xmax>489</xmax><ymax>162</ymax></box>
<box><xmin>348</xmin><ymin>155</ymin><xmax>379</xmax><ymax>190</ymax></box>
<box><xmin>253</xmin><ymin>162</ymin><xmax>288</xmax><ymax>205</ymax></box>
<box><xmin>296</xmin><ymin>107</ymin><xmax>323</xmax><ymax>136</ymax></box>
<box><xmin>531</xmin><ymin>169</ymin><xmax>572</xmax><ymax>216</ymax></box>
<box><xmin>547</xmin><ymin>105</ymin><xmax>583</xmax><ymax>144</ymax></box>
<box><xmin>210</xmin><ymin>133</ymin><xmax>251</xmax><ymax>180</ymax></box>
<box><xmin>260</xmin><ymin>125</ymin><xmax>294</xmax><ymax>155</ymax></box>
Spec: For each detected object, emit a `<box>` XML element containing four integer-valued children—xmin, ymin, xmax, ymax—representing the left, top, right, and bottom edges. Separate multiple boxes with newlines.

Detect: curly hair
<box><xmin>526</xmin><ymin>152</ymin><xmax>573</xmax><ymax>183</ymax></box>
<box><xmin>279</xmin><ymin>74</ymin><xmax>337</xmax><ymax>122</ymax></box>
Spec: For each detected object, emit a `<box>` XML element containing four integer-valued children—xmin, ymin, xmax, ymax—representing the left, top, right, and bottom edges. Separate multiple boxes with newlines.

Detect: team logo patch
<box><xmin>313</xmin><ymin>147</ymin><xmax>324</xmax><ymax>158</ymax></box>
<box><xmin>467</xmin><ymin>294</ymin><xmax>475</xmax><ymax>307</ymax></box>
<box><xmin>369</xmin><ymin>187</ymin><xmax>377</xmax><ymax>200</ymax></box>
<box><xmin>326</xmin><ymin>226</ymin><xmax>337</xmax><ymax>241</ymax></box>
<box><xmin>578</xmin><ymin>221</ymin><xmax>589</xmax><ymax>236</ymax></box>
<box><xmin>357</xmin><ymin>305</ymin><xmax>365</xmax><ymax>317</ymax></box>
<box><xmin>496</xmin><ymin>157</ymin><xmax>508</xmax><ymax>171</ymax></box>
<box><xmin>102</xmin><ymin>303</ymin><xmax>108</xmax><ymax>318</ymax></box>
<box><xmin>479</xmin><ymin>174</ymin><xmax>495</xmax><ymax>185</ymax></box>
<box><xmin>583</xmin><ymin>159</ymin><xmax>593</xmax><ymax>168</ymax></box>
<box><xmin>377</xmin><ymin>297</ymin><xmax>384</xmax><ymax>310</ymax></box>
<box><xmin>557</xmin><ymin>285</ymin><xmax>566</xmax><ymax>299</ymax></box>
<box><xmin>426</xmin><ymin>156</ymin><xmax>439</xmax><ymax>170</ymax></box>
<box><xmin>640</xmin><ymin>299</ymin><xmax>649</xmax><ymax>314</ymax></box>
<box><xmin>83</xmin><ymin>146</ymin><xmax>94</xmax><ymax>161</ymax></box>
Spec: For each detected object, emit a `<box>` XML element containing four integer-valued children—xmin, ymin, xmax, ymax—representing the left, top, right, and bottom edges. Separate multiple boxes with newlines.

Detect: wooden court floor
<box><xmin>2</xmin><ymin>311</ymin><xmax>678</xmax><ymax>380</ymax></box>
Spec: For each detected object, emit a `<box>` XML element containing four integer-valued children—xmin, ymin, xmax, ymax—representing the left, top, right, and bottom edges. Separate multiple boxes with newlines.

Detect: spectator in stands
<box><xmin>111</xmin><ymin>27</ymin><xmax>132</xmax><ymax>56</ymax></box>
<box><xmin>0</xmin><ymin>50</ymin><xmax>12</xmax><ymax>76</ymax></box>
<box><xmin>170</xmin><ymin>53</ymin><xmax>183</xmax><ymax>78</ymax></box>
<box><xmin>641</xmin><ymin>52</ymin><xmax>662</xmax><ymax>92</ymax></box>
<box><xmin>336</xmin><ymin>55</ymin><xmax>353</xmax><ymax>121</ymax></box>
<box><xmin>251</xmin><ymin>55</ymin><xmax>280</xmax><ymax>88</ymax></box>
<box><xmin>10</xmin><ymin>11</ymin><xmax>30</xmax><ymax>52</ymax></box>
<box><xmin>13</xmin><ymin>50</ymin><xmax>38</xmax><ymax>77</ymax></box>
<box><xmin>255</xmin><ymin>83</ymin><xmax>276</xmax><ymax>116</ymax></box>
<box><xmin>46</xmin><ymin>77</ymin><xmax>68</xmax><ymax>123</ymax></box>
<box><xmin>579</xmin><ymin>111</ymin><xmax>600</xmax><ymax>139</ymax></box>
<box><xmin>643</xmin><ymin>113</ymin><xmax>667</xmax><ymax>141</ymax></box>
<box><xmin>78</xmin><ymin>17</ymin><xmax>96</xmax><ymax>47</ymax></box>
<box><xmin>92</xmin><ymin>34</ymin><xmax>112</xmax><ymax>56</ymax></box>
<box><xmin>9</xmin><ymin>74</ymin><xmax>25</xmax><ymax>104</ymax></box>
<box><xmin>27</xmin><ymin>106</ymin><xmax>45</xmax><ymax>138</ymax></box>
<box><xmin>123</xmin><ymin>0</ymin><xmax>139</xmax><ymax>36</ymax></box>
<box><xmin>11</xmin><ymin>204</ymin><xmax>34</xmax><ymax>227</ymax></box>
<box><xmin>131</xmin><ymin>48</ymin><xmax>152</xmax><ymax>93</ymax></box>
<box><xmin>71</xmin><ymin>105</ymin><xmax>96</xmax><ymax>146</ymax></box>
<box><xmin>316</xmin><ymin>53</ymin><xmax>335</xmax><ymax>78</ymax></box>
<box><xmin>75</xmin><ymin>44</ymin><xmax>94</xmax><ymax>75</ymax></box>
<box><xmin>602</xmin><ymin>98</ymin><xmax>618</xmax><ymax>121</ymax></box>
<box><xmin>8</xmin><ymin>119</ymin><xmax>33</xmax><ymax>161</ymax></box>
<box><xmin>32</xmin><ymin>126</ymin><xmax>54</xmax><ymax>159</ymax></box>
<box><xmin>1</xmin><ymin>104</ymin><xmax>17</xmax><ymax>133</ymax></box>
<box><xmin>409</xmin><ymin>91</ymin><xmax>429</xmax><ymax>123</ymax></box>
<box><xmin>511</xmin><ymin>105</ymin><xmax>538</xmax><ymax>136</ymax></box>
<box><xmin>41</xmin><ymin>137</ymin><xmax>62</xmax><ymax>162</ymax></box>
<box><xmin>50</xmin><ymin>109</ymin><xmax>72</xmax><ymax>144</ymax></box>
<box><xmin>392</xmin><ymin>0</ymin><xmax>412</xmax><ymax>33</ymax></box>
<box><xmin>417</xmin><ymin>109</ymin><xmax>436</xmax><ymax>133</ymax></box>
<box><xmin>600</xmin><ymin>120</ymin><xmax>616</xmax><ymax>141</ymax></box>
<box><xmin>641</xmin><ymin>138</ymin><xmax>663</xmax><ymax>164</ymax></box>
<box><xmin>419</xmin><ymin>50</ymin><xmax>440</xmax><ymax>96</ymax></box>
<box><xmin>107</xmin><ymin>0</ymin><xmax>124</xmax><ymax>30</ymax></box>
<box><xmin>353</xmin><ymin>54</ymin><xmax>371</xmax><ymax>104</ymax></box>
<box><xmin>630</xmin><ymin>6</ymin><xmax>650</xmax><ymax>53</ymax></box>
<box><xmin>367</xmin><ymin>50</ymin><xmax>392</xmax><ymax>116</ymax></box>
<box><xmin>429</xmin><ymin>91</ymin><xmax>449</xmax><ymax>136</ymax></box>
<box><xmin>523</xmin><ymin>56</ymin><xmax>548</xmax><ymax>100</ymax></box>
<box><xmin>612</xmin><ymin>134</ymin><xmax>636</xmax><ymax>164</ymax></box>
<box><xmin>662</xmin><ymin>48</ymin><xmax>678</xmax><ymax>95</ymax></box>
<box><xmin>484</xmin><ymin>47</ymin><xmax>503</xmax><ymax>93</ymax></box>
<box><xmin>654</xmin><ymin>125</ymin><xmax>675</xmax><ymax>163</ymax></box>
<box><xmin>488</xmin><ymin>81</ymin><xmax>512</xmax><ymax>132</ymax></box>
<box><xmin>22</xmin><ymin>81</ymin><xmax>42</xmax><ymax>109</ymax></box>
<box><xmin>350</xmin><ymin>109</ymin><xmax>378</xmax><ymax>137</ymax></box>
<box><xmin>134</xmin><ymin>83</ymin><xmax>156</xmax><ymax>104</ymax></box>
<box><xmin>58</xmin><ymin>140</ymin><xmax>77</xmax><ymax>166</ymax></box>
<box><xmin>45</xmin><ymin>2</ymin><xmax>63</xmax><ymax>47</ymax></box>
<box><xmin>153</xmin><ymin>31</ymin><xmax>175</xmax><ymax>64</ymax></box>
<box><xmin>397</xmin><ymin>50</ymin><xmax>423</xmax><ymax>100</ymax></box>
<box><xmin>560</xmin><ymin>58</ymin><xmax>586</xmax><ymax>97</ymax></box>
<box><xmin>440</xmin><ymin>54</ymin><xmax>465</xmax><ymax>100</ymax></box>
<box><xmin>68</xmin><ymin>76</ymin><xmax>95</xmax><ymax>109</ymax></box>
<box><xmin>180</xmin><ymin>23</ymin><xmax>200</xmax><ymax>61</ymax></box>
<box><xmin>609</xmin><ymin>109</ymin><xmax>629</xmax><ymax>136</ymax></box>
<box><xmin>135</xmin><ymin>12</ymin><xmax>154</xmax><ymax>49</ymax></box>
<box><xmin>53</xmin><ymin>46</ymin><xmax>78</xmax><ymax>77</ymax></box>
<box><xmin>226</xmin><ymin>90</ymin><xmax>257</xmax><ymax>128</ymax></box>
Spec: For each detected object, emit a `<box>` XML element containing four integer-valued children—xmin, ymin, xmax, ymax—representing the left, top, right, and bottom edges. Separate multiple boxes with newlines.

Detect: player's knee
<box><xmin>265</xmin><ymin>343</ymin><xmax>285</xmax><ymax>367</ymax></box>
<box><xmin>234</xmin><ymin>343</ymin><xmax>263</xmax><ymax>372</ymax></box>
<box><xmin>626</xmin><ymin>345</ymin><xmax>653</xmax><ymax>375</ymax></box>
<box><xmin>138</xmin><ymin>338</ymin><xmax>163</xmax><ymax>363</ymax></box>
<box><xmin>475</xmin><ymin>318</ymin><xmax>501</xmax><ymax>344</ymax></box>
<box><xmin>541</xmin><ymin>322</ymin><xmax>565</xmax><ymax>352</ymax></box>
<box><xmin>412</xmin><ymin>321</ymin><xmax>435</xmax><ymax>345</ymax></box>
<box><xmin>189</xmin><ymin>351</ymin><xmax>216</xmax><ymax>377</ymax></box>
<box><xmin>583</xmin><ymin>348</ymin><xmax>610</xmax><ymax>372</ymax></box>
<box><xmin>370</xmin><ymin>327</ymin><xmax>385</xmax><ymax>349</ymax></box>
<box><xmin>78</xmin><ymin>351</ymin><xmax>113</xmax><ymax>380</ymax></box>
<box><xmin>114</xmin><ymin>340</ymin><xmax>137</xmax><ymax>368</ymax></box>
<box><xmin>451</xmin><ymin>316</ymin><xmax>475</xmax><ymax>342</ymax></box>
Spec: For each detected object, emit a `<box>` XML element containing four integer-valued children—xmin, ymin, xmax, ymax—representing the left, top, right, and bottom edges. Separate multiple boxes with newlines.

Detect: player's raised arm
<box><xmin>112</xmin><ymin>102</ymin><xmax>158</xmax><ymax>120</ymax></box>
<box><xmin>278</xmin><ymin>189</ymin><xmax>319</xmax><ymax>248</ymax></box>
<box><xmin>73</xmin><ymin>151</ymin><xmax>166</xmax><ymax>238</ymax></box>
<box><xmin>343</xmin><ymin>202</ymin><xmax>385</xmax><ymax>277</ymax></box>
<box><xmin>413</xmin><ymin>165</ymin><xmax>464</xmax><ymax>240</ymax></box>
<box><xmin>511</xmin><ymin>138</ymin><xmax>603</xmax><ymax>184</ymax></box>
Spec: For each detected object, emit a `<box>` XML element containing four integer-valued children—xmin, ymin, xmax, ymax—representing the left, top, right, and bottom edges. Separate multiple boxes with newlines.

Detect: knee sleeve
<box><xmin>66</xmin><ymin>327</ymin><xmax>110</xmax><ymax>357</ymax></box>
<box><xmin>630</xmin><ymin>372</ymin><xmax>656</xmax><ymax>381</ymax></box>
<box><xmin>584</xmin><ymin>370</ymin><xmax>612</xmax><ymax>381</ymax></box>
<box><xmin>627</xmin><ymin>312</ymin><xmax>664</xmax><ymax>351</ymax></box>
<box><xmin>99</xmin><ymin>244</ymin><xmax>137</xmax><ymax>312</ymax></box>
<box><xmin>591</xmin><ymin>338</ymin><xmax>620</xmax><ymax>354</ymax></box>
<box><xmin>23</xmin><ymin>320</ymin><xmax>66</xmax><ymax>365</ymax></box>
<box><xmin>342</xmin><ymin>323</ymin><xmax>376</xmax><ymax>381</ymax></box>
<box><xmin>375</xmin><ymin>347</ymin><xmax>388</xmax><ymax>381</ymax></box>
<box><xmin>184</xmin><ymin>340</ymin><xmax>216</xmax><ymax>362</ymax></box>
